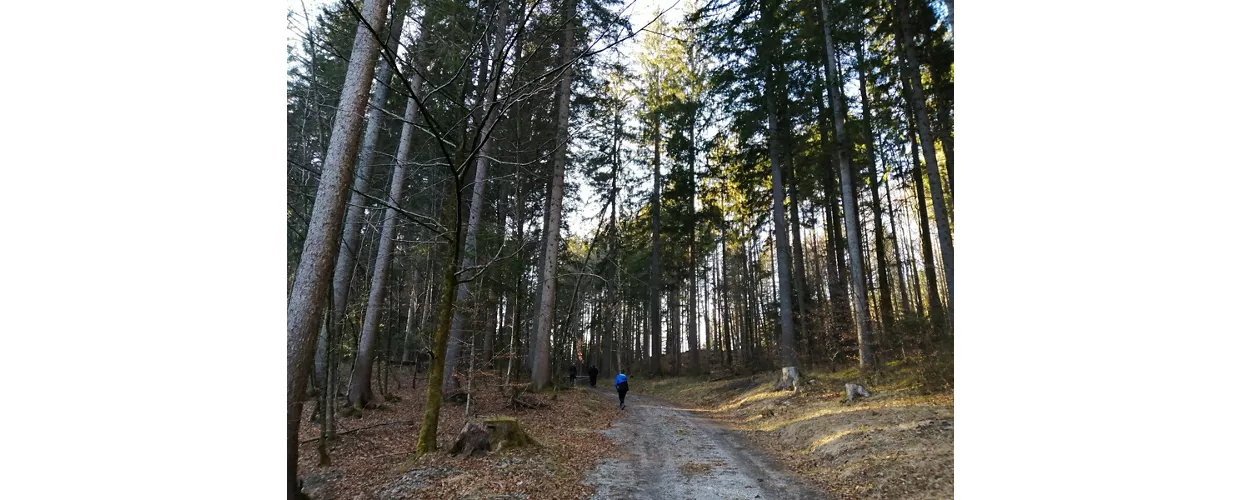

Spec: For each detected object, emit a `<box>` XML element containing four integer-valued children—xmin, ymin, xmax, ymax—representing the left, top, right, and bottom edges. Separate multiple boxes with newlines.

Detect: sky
<box><xmin>563</xmin><ymin>0</ymin><xmax>681</xmax><ymax>239</ymax></box>
<box><xmin>286</xmin><ymin>0</ymin><xmax>684</xmax><ymax>240</ymax></box>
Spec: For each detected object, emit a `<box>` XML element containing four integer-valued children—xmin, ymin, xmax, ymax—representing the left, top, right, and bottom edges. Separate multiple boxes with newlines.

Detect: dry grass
<box><xmin>641</xmin><ymin>358</ymin><xmax>954</xmax><ymax>499</ymax></box>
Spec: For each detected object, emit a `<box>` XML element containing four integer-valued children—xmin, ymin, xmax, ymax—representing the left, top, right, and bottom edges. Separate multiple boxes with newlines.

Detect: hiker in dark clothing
<box><xmin>615</xmin><ymin>372</ymin><xmax>629</xmax><ymax>409</ymax></box>
<box><xmin>587</xmin><ymin>365</ymin><xmax>599</xmax><ymax>387</ymax></box>
<box><xmin>568</xmin><ymin>365</ymin><xmax>578</xmax><ymax>386</ymax></box>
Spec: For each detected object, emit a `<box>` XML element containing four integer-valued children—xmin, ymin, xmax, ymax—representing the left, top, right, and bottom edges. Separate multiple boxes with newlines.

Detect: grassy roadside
<box><xmin>635</xmin><ymin>359</ymin><xmax>954</xmax><ymax>499</ymax></box>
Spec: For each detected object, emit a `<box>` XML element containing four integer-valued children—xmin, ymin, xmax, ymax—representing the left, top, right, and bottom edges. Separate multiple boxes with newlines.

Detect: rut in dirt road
<box><xmin>583</xmin><ymin>389</ymin><xmax>824</xmax><ymax>499</ymax></box>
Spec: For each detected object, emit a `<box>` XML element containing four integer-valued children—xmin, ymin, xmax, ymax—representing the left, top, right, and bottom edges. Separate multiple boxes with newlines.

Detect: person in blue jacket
<box><xmin>614</xmin><ymin>372</ymin><xmax>629</xmax><ymax>409</ymax></box>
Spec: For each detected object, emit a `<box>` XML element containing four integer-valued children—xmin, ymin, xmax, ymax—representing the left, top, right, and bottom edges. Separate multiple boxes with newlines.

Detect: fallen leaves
<box><xmin>297</xmin><ymin>372</ymin><xmax>620</xmax><ymax>499</ymax></box>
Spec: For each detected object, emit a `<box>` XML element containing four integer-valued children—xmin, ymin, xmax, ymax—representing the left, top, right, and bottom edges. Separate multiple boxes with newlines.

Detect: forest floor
<box><xmin>583</xmin><ymin>386</ymin><xmax>821</xmax><ymax>499</ymax></box>
<box><xmin>296</xmin><ymin>358</ymin><xmax>950</xmax><ymax>499</ymax></box>
<box><xmin>634</xmin><ymin>359</ymin><xmax>955</xmax><ymax>499</ymax></box>
<box><xmin>296</xmin><ymin>371</ymin><xmax>620</xmax><ymax>499</ymax></box>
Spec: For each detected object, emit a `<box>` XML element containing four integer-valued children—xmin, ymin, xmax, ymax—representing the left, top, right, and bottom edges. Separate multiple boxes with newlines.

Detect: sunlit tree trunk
<box><xmin>855</xmin><ymin>39</ymin><xmax>896</xmax><ymax>333</ymax></box>
<box><xmin>896</xmin><ymin>0</ymin><xmax>953</xmax><ymax>319</ymax></box>
<box><xmin>819</xmin><ymin>0</ymin><xmax>876</xmax><ymax>370</ymax></box>
<box><xmin>909</xmin><ymin>109</ymin><xmax>948</xmax><ymax>343</ymax></box>
<box><xmin>760</xmin><ymin>20</ymin><xmax>801</xmax><ymax>384</ymax></box>
<box><xmin>883</xmin><ymin>167</ymin><xmax>912</xmax><ymax>316</ymax></box>
<box><xmin>813</xmin><ymin>80</ymin><xmax>850</xmax><ymax>363</ymax></box>
<box><xmin>787</xmin><ymin>165</ymin><xmax>812</xmax><ymax>363</ymax></box>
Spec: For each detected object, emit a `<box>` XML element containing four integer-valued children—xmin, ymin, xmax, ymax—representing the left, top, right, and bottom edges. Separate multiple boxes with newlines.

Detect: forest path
<box><xmin>582</xmin><ymin>387</ymin><xmax>824</xmax><ymax>499</ymax></box>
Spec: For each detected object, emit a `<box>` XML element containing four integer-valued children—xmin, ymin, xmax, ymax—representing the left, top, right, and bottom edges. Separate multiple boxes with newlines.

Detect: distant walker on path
<box><xmin>614</xmin><ymin>372</ymin><xmax>629</xmax><ymax>409</ymax></box>
<box><xmin>588</xmin><ymin>365</ymin><xmax>599</xmax><ymax>387</ymax></box>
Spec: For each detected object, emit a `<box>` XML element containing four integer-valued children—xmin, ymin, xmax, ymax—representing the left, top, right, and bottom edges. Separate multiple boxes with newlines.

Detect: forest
<box><xmin>286</xmin><ymin>0</ymin><xmax>954</xmax><ymax>496</ymax></box>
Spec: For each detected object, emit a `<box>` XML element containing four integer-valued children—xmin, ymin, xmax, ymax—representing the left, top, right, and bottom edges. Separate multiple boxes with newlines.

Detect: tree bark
<box><xmin>687</xmin><ymin>108</ymin><xmax>701</xmax><ymax>376</ymax></box>
<box><xmin>443</xmin><ymin>0</ymin><xmax>509</xmax><ymax>394</ymax></box>
<box><xmin>813</xmin><ymin>79</ymin><xmax>851</xmax><ymax>361</ymax></box>
<box><xmin>603</xmin><ymin>111</ymin><xmax>620</xmax><ymax>377</ymax></box>
<box><xmin>287</xmin><ymin>0</ymin><xmax>389</xmax><ymax>495</ymax></box>
<box><xmin>416</xmin><ymin>260</ymin><xmax>460</xmax><ymax>456</ymax></box>
<box><xmin>819</xmin><ymin>0</ymin><xmax>876</xmax><ymax>370</ymax></box>
<box><xmin>909</xmin><ymin>111</ymin><xmax>947</xmax><ymax>342</ymax></box>
<box><xmin>530</xmin><ymin>1</ymin><xmax>576</xmax><ymax>390</ymax></box>
<box><xmin>649</xmin><ymin>105</ymin><xmax>663</xmax><ymax>378</ymax></box>
<box><xmin>883</xmin><ymin>167</ymin><xmax>912</xmax><ymax>316</ymax></box>
<box><xmin>720</xmin><ymin>231</ymin><xmax>733</xmax><ymax>366</ymax></box>
<box><xmin>762</xmin><ymin>45</ymin><xmax>801</xmax><ymax>383</ymax></box>
<box><xmin>318</xmin><ymin>0</ymin><xmax>416</xmax><ymax>386</ymax></box>
<box><xmin>787</xmin><ymin>164</ymin><xmax>811</xmax><ymax>362</ymax></box>
<box><xmin>854</xmin><ymin>39</ymin><xmax>896</xmax><ymax>332</ymax></box>
<box><xmin>896</xmin><ymin>0</ymin><xmax>953</xmax><ymax>319</ymax></box>
<box><xmin>348</xmin><ymin>46</ymin><xmax>425</xmax><ymax>409</ymax></box>
<box><xmin>669</xmin><ymin>285</ymin><xmax>680</xmax><ymax>375</ymax></box>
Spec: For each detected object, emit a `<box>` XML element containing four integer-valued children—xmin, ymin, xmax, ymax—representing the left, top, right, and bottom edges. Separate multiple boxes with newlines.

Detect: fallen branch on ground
<box><xmin>300</xmin><ymin>419</ymin><xmax>417</xmax><ymax>443</ymax></box>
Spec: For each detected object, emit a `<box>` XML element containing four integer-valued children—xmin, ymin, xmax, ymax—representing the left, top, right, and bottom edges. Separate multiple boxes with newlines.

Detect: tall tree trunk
<box><xmin>787</xmin><ymin>164</ymin><xmax>811</xmax><ymax>363</ymax></box>
<box><xmin>484</xmin><ymin>297</ymin><xmax>499</xmax><ymax>369</ymax></box>
<box><xmin>348</xmin><ymin>56</ymin><xmax>421</xmax><ymax>408</ymax></box>
<box><xmin>603</xmin><ymin>113</ymin><xmax>619</xmax><ymax>377</ymax></box>
<box><xmin>763</xmin><ymin>48</ymin><xmax>801</xmax><ymax>385</ymax></box>
<box><xmin>854</xmin><ymin>39</ymin><xmax>896</xmax><ymax>333</ymax></box>
<box><xmin>530</xmin><ymin>1</ymin><xmax>576</xmax><ymax>390</ymax></box>
<box><xmin>506</xmin><ymin>146</ymin><xmax>526</xmax><ymax>384</ymax></box>
<box><xmin>688</xmin><ymin>246</ymin><xmax>701</xmax><ymax>375</ymax></box>
<box><xmin>316</xmin><ymin>0</ymin><xmax>413</xmax><ymax>388</ymax></box>
<box><xmin>813</xmin><ymin>81</ymin><xmax>851</xmax><ymax>361</ymax></box>
<box><xmin>903</xmin><ymin>201</ymin><xmax>926</xmax><ymax>318</ymax></box>
<box><xmin>401</xmin><ymin>268</ymin><xmax>420</xmax><ymax>363</ymax></box>
<box><xmin>687</xmin><ymin>112</ymin><xmax>701</xmax><ymax>376</ymax></box>
<box><xmin>668</xmin><ymin>285</ymin><xmax>680</xmax><ymax>375</ymax></box>
<box><xmin>443</xmin><ymin>0</ymin><xmax>509</xmax><ymax>393</ymax></box>
<box><xmin>743</xmin><ymin>237</ymin><xmax>760</xmax><ymax>368</ymax></box>
<box><xmin>808</xmin><ymin>222</ymin><xmax>830</xmax><ymax>366</ymax></box>
<box><xmin>287</xmin><ymin>0</ymin><xmax>389</xmax><ymax>495</ymax></box>
<box><xmin>345</xmin><ymin>22</ymin><xmax>432</xmax><ymax>405</ymax></box>
<box><xmin>721</xmin><ymin>232</ymin><xmax>734</xmax><ymax>366</ymax></box>
<box><xmin>819</xmin><ymin>0</ymin><xmax>876</xmax><ymax>370</ymax></box>
<box><xmin>416</xmin><ymin>259</ymin><xmax>460</xmax><ymax>456</ymax></box>
<box><xmin>896</xmin><ymin>0</ymin><xmax>953</xmax><ymax>319</ymax></box>
<box><xmin>909</xmin><ymin>111</ymin><xmax>947</xmax><ymax>343</ymax></box>
<box><xmin>884</xmin><ymin>166</ymin><xmax>912</xmax><ymax>316</ymax></box>
<box><xmin>928</xmin><ymin>64</ymin><xmax>954</xmax><ymax>199</ymax></box>
<box><xmin>649</xmin><ymin>113</ymin><xmax>663</xmax><ymax>378</ymax></box>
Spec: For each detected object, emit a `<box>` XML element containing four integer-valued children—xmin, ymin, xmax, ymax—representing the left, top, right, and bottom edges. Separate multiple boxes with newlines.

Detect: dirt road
<box><xmin>583</xmin><ymin>388</ymin><xmax>824</xmax><ymax>499</ymax></box>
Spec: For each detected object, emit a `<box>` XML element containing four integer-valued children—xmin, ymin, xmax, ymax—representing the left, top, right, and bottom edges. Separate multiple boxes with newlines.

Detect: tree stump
<box><xmin>449</xmin><ymin>422</ymin><xmax>490</xmax><ymax>457</ymax></box>
<box><xmin>842</xmin><ymin>383</ymin><xmax>872</xmax><ymax>404</ymax></box>
<box><xmin>774</xmin><ymin>366</ymin><xmax>800</xmax><ymax>392</ymax></box>
<box><xmin>485</xmin><ymin>417</ymin><xmax>537</xmax><ymax>452</ymax></box>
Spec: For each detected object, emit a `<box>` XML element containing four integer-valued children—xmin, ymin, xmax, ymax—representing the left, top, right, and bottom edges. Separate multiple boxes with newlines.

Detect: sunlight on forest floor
<box><xmin>638</xmin><ymin>359</ymin><xmax>954</xmax><ymax>500</ymax></box>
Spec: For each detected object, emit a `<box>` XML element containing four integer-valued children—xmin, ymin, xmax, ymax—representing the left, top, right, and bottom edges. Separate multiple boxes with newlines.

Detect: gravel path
<box><xmin>583</xmin><ymin>388</ymin><xmax>824</xmax><ymax>499</ymax></box>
